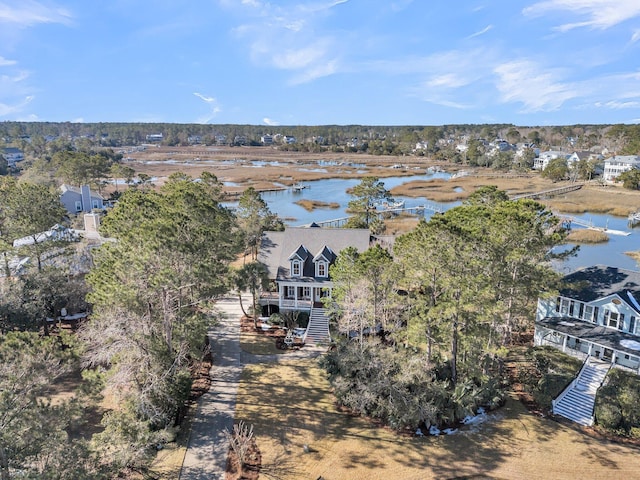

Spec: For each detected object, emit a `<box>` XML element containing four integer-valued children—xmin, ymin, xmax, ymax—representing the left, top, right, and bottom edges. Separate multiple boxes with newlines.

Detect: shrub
<box><xmin>522</xmin><ymin>346</ymin><xmax>582</xmax><ymax>410</ymax></box>
<box><xmin>268</xmin><ymin>313</ymin><xmax>283</xmax><ymax>326</ymax></box>
<box><xmin>320</xmin><ymin>341</ymin><xmax>505</xmax><ymax>430</ymax></box>
<box><xmin>296</xmin><ymin>311</ymin><xmax>310</xmax><ymax>328</ymax></box>
<box><xmin>595</xmin><ymin>369</ymin><xmax>640</xmax><ymax>435</ymax></box>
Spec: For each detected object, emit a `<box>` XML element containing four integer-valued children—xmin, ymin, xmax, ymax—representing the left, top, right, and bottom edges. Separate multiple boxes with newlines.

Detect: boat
<box><xmin>379</xmin><ymin>200</ymin><xmax>405</xmax><ymax>210</ymax></box>
<box><xmin>292</xmin><ymin>183</ymin><xmax>308</xmax><ymax>192</ymax></box>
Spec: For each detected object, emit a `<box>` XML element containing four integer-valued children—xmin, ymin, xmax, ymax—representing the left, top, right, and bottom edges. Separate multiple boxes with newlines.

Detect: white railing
<box><xmin>280</xmin><ymin>298</ymin><xmax>312</xmax><ymax>309</ymax></box>
<box><xmin>552</xmin><ymin>356</ymin><xmax>590</xmax><ymax>413</ymax></box>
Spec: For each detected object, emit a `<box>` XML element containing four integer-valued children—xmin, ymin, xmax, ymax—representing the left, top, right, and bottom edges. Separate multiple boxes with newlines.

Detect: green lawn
<box><xmin>234</xmin><ymin>359</ymin><xmax>640</xmax><ymax>480</ymax></box>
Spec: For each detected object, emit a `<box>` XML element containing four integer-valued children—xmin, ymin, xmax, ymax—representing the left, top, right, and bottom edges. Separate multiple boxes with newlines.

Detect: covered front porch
<box><xmin>260</xmin><ymin>281</ymin><xmax>332</xmax><ymax>311</ymax></box>
<box><xmin>535</xmin><ymin>317</ymin><xmax>640</xmax><ymax>374</ymax></box>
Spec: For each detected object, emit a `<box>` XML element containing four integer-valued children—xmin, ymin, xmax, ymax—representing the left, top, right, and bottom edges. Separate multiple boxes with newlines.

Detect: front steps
<box><xmin>304</xmin><ymin>308</ymin><xmax>330</xmax><ymax>344</ymax></box>
<box><xmin>553</xmin><ymin>359</ymin><xmax>610</xmax><ymax>426</ymax></box>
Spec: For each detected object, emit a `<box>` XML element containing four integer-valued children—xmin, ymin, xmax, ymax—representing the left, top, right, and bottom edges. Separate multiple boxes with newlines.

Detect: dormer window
<box><xmin>317</xmin><ymin>261</ymin><xmax>327</xmax><ymax>278</ymax></box>
<box><xmin>292</xmin><ymin>260</ymin><xmax>302</xmax><ymax>277</ymax></box>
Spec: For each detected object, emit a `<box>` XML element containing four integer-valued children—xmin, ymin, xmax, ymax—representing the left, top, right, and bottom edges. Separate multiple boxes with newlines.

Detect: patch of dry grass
<box><xmin>234</xmin><ymin>359</ymin><xmax>640</xmax><ymax>480</ymax></box>
<box><xmin>294</xmin><ymin>199</ymin><xmax>341</xmax><ymax>211</ymax></box>
<box><xmin>565</xmin><ymin>229</ymin><xmax>610</xmax><ymax>244</ymax></box>
<box><xmin>240</xmin><ymin>330</ymin><xmax>290</xmax><ymax>355</ymax></box>
<box><xmin>383</xmin><ymin>214</ymin><xmax>420</xmax><ymax>235</ymax></box>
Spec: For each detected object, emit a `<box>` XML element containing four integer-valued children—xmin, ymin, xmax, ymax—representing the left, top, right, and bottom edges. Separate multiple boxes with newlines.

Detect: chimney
<box><xmin>80</xmin><ymin>185</ymin><xmax>92</xmax><ymax>212</ymax></box>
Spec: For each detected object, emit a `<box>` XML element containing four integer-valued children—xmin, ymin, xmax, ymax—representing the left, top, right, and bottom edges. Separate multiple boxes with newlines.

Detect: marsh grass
<box><xmin>565</xmin><ymin>229</ymin><xmax>610</xmax><ymax>244</ymax></box>
<box><xmin>625</xmin><ymin>251</ymin><xmax>640</xmax><ymax>264</ymax></box>
<box><xmin>383</xmin><ymin>215</ymin><xmax>420</xmax><ymax>235</ymax></box>
<box><xmin>294</xmin><ymin>199</ymin><xmax>341</xmax><ymax>211</ymax></box>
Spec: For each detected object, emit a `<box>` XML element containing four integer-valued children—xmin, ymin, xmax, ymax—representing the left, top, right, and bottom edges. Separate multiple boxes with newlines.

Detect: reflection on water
<box><xmin>256</xmin><ymin>173</ymin><xmax>452</xmax><ymax>226</ymax></box>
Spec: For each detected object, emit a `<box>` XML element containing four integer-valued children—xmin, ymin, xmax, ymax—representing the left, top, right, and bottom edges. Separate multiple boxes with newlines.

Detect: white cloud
<box><xmin>0</xmin><ymin>1</ymin><xmax>72</xmax><ymax>27</ymax></box>
<box><xmin>222</xmin><ymin>0</ymin><xmax>345</xmax><ymax>84</ymax></box>
<box><xmin>193</xmin><ymin>92</ymin><xmax>221</xmax><ymax>123</ymax></box>
<box><xmin>594</xmin><ymin>100</ymin><xmax>640</xmax><ymax>109</ymax></box>
<box><xmin>631</xmin><ymin>30</ymin><xmax>640</xmax><ymax>43</ymax></box>
<box><xmin>0</xmin><ymin>95</ymin><xmax>34</xmax><ymax>117</ymax></box>
<box><xmin>467</xmin><ymin>24</ymin><xmax>493</xmax><ymax>39</ymax></box>
<box><xmin>523</xmin><ymin>0</ymin><xmax>640</xmax><ymax>31</ymax></box>
<box><xmin>426</xmin><ymin>73</ymin><xmax>470</xmax><ymax>89</ymax></box>
<box><xmin>263</xmin><ymin>117</ymin><xmax>279</xmax><ymax>126</ymax></box>
<box><xmin>0</xmin><ymin>56</ymin><xmax>16</xmax><ymax>66</ymax></box>
<box><xmin>493</xmin><ymin>60</ymin><xmax>579</xmax><ymax>111</ymax></box>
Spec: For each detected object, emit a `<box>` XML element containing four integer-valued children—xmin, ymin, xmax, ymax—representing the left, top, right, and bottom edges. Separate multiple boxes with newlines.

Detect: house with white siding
<box><xmin>602</xmin><ymin>155</ymin><xmax>640</xmax><ymax>182</ymax></box>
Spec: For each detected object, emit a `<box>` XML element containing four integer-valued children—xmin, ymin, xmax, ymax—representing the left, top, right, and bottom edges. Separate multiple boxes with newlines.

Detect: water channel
<box><xmin>231</xmin><ymin>170</ymin><xmax>639</xmax><ymax>273</ymax></box>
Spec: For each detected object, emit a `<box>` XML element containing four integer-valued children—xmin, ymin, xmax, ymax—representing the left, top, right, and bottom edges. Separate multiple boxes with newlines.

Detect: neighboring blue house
<box><xmin>535</xmin><ymin>265</ymin><xmax>640</xmax><ymax>372</ymax></box>
<box><xmin>59</xmin><ymin>184</ymin><xmax>104</xmax><ymax>214</ymax></box>
<box><xmin>2</xmin><ymin>147</ymin><xmax>24</xmax><ymax>167</ymax></box>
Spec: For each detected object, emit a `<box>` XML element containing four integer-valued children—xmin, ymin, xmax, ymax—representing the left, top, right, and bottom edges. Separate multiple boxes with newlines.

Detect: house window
<box><xmin>605</xmin><ymin>310</ymin><xmax>620</xmax><ymax>329</ymax></box>
<box><xmin>317</xmin><ymin>261</ymin><xmax>327</xmax><ymax>277</ymax></box>
<box><xmin>560</xmin><ymin>298</ymin><xmax>570</xmax><ymax>315</ymax></box>
<box><xmin>569</xmin><ymin>301</ymin><xmax>575</xmax><ymax>317</ymax></box>
<box><xmin>285</xmin><ymin>286</ymin><xmax>295</xmax><ymax>298</ymax></box>
<box><xmin>630</xmin><ymin>316</ymin><xmax>636</xmax><ymax>335</ymax></box>
<box><xmin>583</xmin><ymin>305</ymin><xmax>594</xmax><ymax>322</ymax></box>
<box><xmin>302</xmin><ymin>287</ymin><xmax>311</xmax><ymax>299</ymax></box>
<box><xmin>578</xmin><ymin>302</ymin><xmax>584</xmax><ymax>319</ymax></box>
<box><xmin>292</xmin><ymin>260</ymin><xmax>301</xmax><ymax>276</ymax></box>
<box><xmin>92</xmin><ymin>200</ymin><xmax>99</xmax><ymax>209</ymax></box>
<box><xmin>75</xmin><ymin>201</ymin><xmax>82</xmax><ymax>212</ymax></box>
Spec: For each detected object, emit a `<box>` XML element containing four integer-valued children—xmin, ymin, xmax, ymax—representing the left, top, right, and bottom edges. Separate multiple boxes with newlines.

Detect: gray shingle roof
<box><xmin>561</xmin><ymin>265</ymin><xmax>640</xmax><ymax>312</ymax></box>
<box><xmin>259</xmin><ymin>226</ymin><xmax>371</xmax><ymax>280</ymax></box>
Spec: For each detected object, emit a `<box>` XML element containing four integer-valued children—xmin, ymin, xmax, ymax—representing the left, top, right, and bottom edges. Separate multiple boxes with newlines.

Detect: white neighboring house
<box><xmin>59</xmin><ymin>184</ymin><xmax>104</xmax><ymax>214</ymax></box>
<box><xmin>602</xmin><ymin>155</ymin><xmax>640</xmax><ymax>182</ymax></box>
<box><xmin>2</xmin><ymin>147</ymin><xmax>24</xmax><ymax>167</ymax></box>
<box><xmin>535</xmin><ymin>265</ymin><xmax>640</xmax><ymax>372</ymax></box>
<box><xmin>533</xmin><ymin>150</ymin><xmax>569</xmax><ymax>170</ymax></box>
<box><xmin>261</xmin><ymin>134</ymin><xmax>274</xmax><ymax>145</ymax></box>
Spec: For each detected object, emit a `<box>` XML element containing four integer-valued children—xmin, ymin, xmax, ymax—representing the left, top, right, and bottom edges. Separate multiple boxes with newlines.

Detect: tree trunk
<box><xmin>0</xmin><ymin>445</ymin><xmax>9</xmax><ymax>480</ymax></box>
<box><xmin>451</xmin><ymin>315</ymin><xmax>458</xmax><ymax>386</ymax></box>
<box><xmin>237</xmin><ymin>292</ymin><xmax>249</xmax><ymax>320</ymax></box>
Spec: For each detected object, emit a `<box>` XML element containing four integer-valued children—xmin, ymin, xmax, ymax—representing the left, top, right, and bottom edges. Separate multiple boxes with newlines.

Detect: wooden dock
<box><xmin>561</xmin><ymin>215</ymin><xmax>631</xmax><ymax>236</ymax></box>
<box><xmin>511</xmin><ymin>183</ymin><xmax>583</xmax><ymax>200</ymax></box>
<box><xmin>307</xmin><ymin>203</ymin><xmax>445</xmax><ymax>228</ymax></box>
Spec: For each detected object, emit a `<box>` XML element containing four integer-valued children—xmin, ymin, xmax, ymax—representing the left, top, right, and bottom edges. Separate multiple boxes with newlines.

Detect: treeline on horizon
<box><xmin>1</xmin><ymin>121</ymin><xmax>640</xmax><ymax>155</ymax></box>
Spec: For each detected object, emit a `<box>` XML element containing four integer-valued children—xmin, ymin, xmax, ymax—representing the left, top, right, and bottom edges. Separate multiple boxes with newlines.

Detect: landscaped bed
<box><xmin>232</xmin><ymin>358</ymin><xmax>640</xmax><ymax>479</ymax></box>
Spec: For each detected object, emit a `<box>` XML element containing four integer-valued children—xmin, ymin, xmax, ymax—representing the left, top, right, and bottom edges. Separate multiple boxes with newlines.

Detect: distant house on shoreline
<box><xmin>602</xmin><ymin>155</ymin><xmax>640</xmax><ymax>182</ymax></box>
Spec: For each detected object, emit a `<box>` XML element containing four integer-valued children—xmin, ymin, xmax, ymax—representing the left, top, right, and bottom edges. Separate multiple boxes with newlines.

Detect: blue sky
<box><xmin>1</xmin><ymin>0</ymin><xmax>639</xmax><ymax>126</ymax></box>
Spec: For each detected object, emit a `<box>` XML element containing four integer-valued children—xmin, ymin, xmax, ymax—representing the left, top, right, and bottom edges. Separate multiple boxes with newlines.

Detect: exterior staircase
<box><xmin>552</xmin><ymin>358</ymin><xmax>610</xmax><ymax>426</ymax></box>
<box><xmin>304</xmin><ymin>308</ymin><xmax>331</xmax><ymax>344</ymax></box>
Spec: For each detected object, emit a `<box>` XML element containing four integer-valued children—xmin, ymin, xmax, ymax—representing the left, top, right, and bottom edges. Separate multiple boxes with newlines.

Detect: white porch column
<box><xmin>294</xmin><ymin>285</ymin><xmax>299</xmax><ymax>309</ymax></box>
<box><xmin>588</xmin><ymin>342</ymin><xmax>593</xmax><ymax>356</ymax></box>
<box><xmin>279</xmin><ymin>284</ymin><xmax>284</xmax><ymax>309</ymax></box>
<box><xmin>611</xmin><ymin>351</ymin><xmax>617</xmax><ymax>366</ymax></box>
<box><xmin>562</xmin><ymin>335</ymin><xmax>568</xmax><ymax>353</ymax></box>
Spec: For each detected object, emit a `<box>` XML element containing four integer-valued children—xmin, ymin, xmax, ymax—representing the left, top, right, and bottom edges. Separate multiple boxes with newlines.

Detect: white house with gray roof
<box><xmin>535</xmin><ymin>265</ymin><xmax>640</xmax><ymax>425</ymax></box>
<box><xmin>602</xmin><ymin>155</ymin><xmax>640</xmax><ymax>182</ymax></box>
<box><xmin>535</xmin><ymin>265</ymin><xmax>640</xmax><ymax>372</ymax></box>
